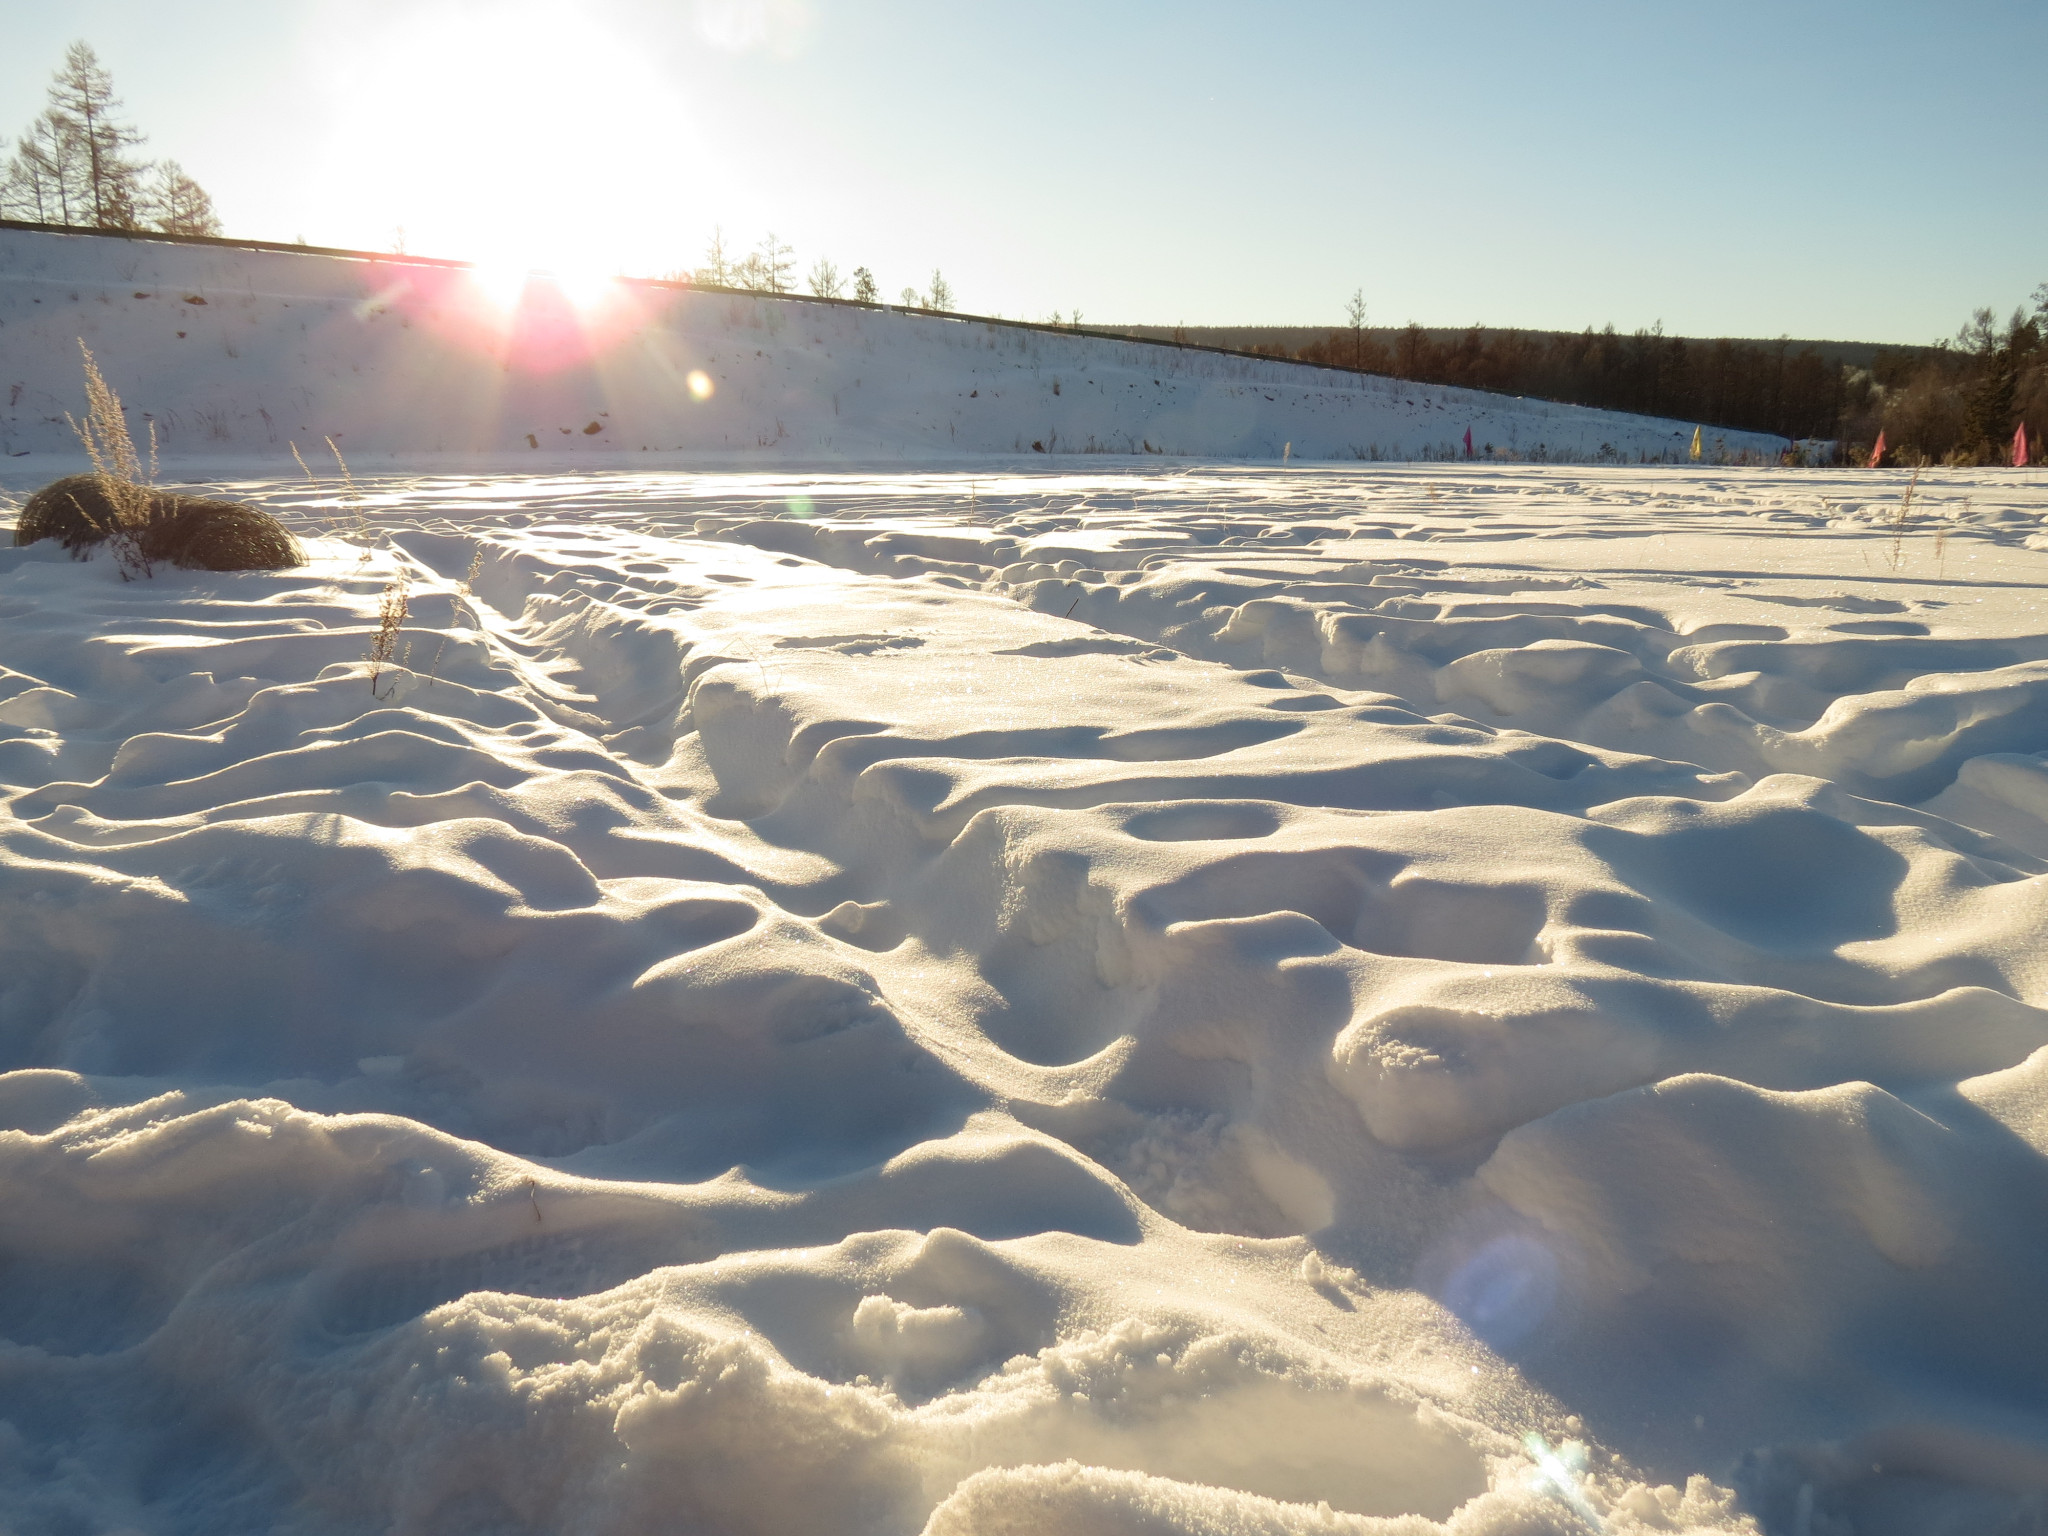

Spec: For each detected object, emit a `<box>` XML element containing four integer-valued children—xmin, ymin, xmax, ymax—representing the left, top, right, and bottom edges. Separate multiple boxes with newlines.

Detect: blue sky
<box><xmin>4</xmin><ymin>0</ymin><xmax>2041</xmax><ymax>343</ymax></box>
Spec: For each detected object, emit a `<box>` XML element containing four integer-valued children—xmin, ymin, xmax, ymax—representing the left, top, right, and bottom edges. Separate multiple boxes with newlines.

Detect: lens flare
<box><xmin>1438</xmin><ymin>1233</ymin><xmax>1560</xmax><ymax>1348</ymax></box>
<box><xmin>469</xmin><ymin>265</ymin><xmax>618</xmax><ymax>316</ymax></box>
<box><xmin>1523</xmin><ymin>1435</ymin><xmax>1603</xmax><ymax>1528</ymax></box>
<box><xmin>334</xmin><ymin>258</ymin><xmax>653</xmax><ymax>383</ymax></box>
<box><xmin>687</xmin><ymin>370</ymin><xmax>715</xmax><ymax>401</ymax></box>
<box><xmin>554</xmin><ymin>269</ymin><xmax>617</xmax><ymax>312</ymax></box>
<box><xmin>469</xmin><ymin>265</ymin><xmax>532</xmax><ymax>312</ymax></box>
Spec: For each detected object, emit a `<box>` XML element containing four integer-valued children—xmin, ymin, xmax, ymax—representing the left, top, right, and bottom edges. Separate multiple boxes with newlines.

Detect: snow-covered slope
<box><xmin>2</xmin><ymin>459</ymin><xmax>2046</xmax><ymax>1534</ymax></box>
<box><xmin>0</xmin><ymin>225</ymin><xmax>1792</xmax><ymax>467</ymax></box>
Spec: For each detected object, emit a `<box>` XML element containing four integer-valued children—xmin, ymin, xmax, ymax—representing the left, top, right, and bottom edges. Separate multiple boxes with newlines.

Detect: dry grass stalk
<box><xmin>1886</xmin><ymin>467</ymin><xmax>1921</xmax><ymax>571</ymax></box>
<box><xmin>289</xmin><ymin>435</ymin><xmax>374</xmax><ymax>551</ymax></box>
<box><xmin>421</xmin><ymin>546</ymin><xmax>485</xmax><ymax>687</ymax></box>
<box><xmin>290</xmin><ymin>438</ymin><xmax>374</xmax><ymax>561</ymax></box>
<box><xmin>368</xmin><ymin>576</ymin><xmax>411</xmax><ymax>699</ymax></box>
<box><xmin>64</xmin><ymin>340</ymin><xmax>156</xmax><ymax>580</ymax></box>
<box><xmin>325</xmin><ymin>436</ymin><xmax>370</xmax><ymax>542</ymax></box>
<box><xmin>292</xmin><ymin>437</ymin><xmax>414</xmax><ymax>693</ymax></box>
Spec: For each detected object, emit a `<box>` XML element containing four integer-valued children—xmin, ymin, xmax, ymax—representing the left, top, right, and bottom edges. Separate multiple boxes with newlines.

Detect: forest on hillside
<box><xmin>1124</xmin><ymin>304</ymin><xmax>2045</xmax><ymax>467</ymax></box>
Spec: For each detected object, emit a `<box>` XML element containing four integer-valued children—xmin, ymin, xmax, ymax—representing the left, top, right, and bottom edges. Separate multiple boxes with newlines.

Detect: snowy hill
<box><xmin>0</xmin><ymin>224</ymin><xmax>1791</xmax><ymax>468</ymax></box>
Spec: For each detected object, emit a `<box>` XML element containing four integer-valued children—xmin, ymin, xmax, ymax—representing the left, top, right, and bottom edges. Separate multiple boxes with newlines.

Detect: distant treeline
<box><xmin>1121</xmin><ymin>307</ymin><xmax>2047</xmax><ymax>466</ymax></box>
<box><xmin>1842</xmin><ymin>303</ymin><xmax>2048</xmax><ymax>467</ymax></box>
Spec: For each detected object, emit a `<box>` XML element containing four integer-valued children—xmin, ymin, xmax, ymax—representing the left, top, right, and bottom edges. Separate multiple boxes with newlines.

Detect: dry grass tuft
<box><xmin>63</xmin><ymin>341</ymin><xmax>156</xmax><ymax>578</ymax></box>
<box><xmin>19</xmin><ymin>476</ymin><xmax>301</xmax><ymax>572</ymax></box>
<box><xmin>22</xmin><ymin>345</ymin><xmax>300</xmax><ymax>575</ymax></box>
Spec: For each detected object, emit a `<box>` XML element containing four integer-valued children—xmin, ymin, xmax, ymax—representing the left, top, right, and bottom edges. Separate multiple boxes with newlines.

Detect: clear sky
<box><xmin>3</xmin><ymin>0</ymin><xmax>2041</xmax><ymax>344</ymax></box>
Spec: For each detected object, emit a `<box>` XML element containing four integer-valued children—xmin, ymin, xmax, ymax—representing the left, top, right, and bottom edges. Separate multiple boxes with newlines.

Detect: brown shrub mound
<box><xmin>15</xmin><ymin>475</ymin><xmax>303</xmax><ymax>571</ymax></box>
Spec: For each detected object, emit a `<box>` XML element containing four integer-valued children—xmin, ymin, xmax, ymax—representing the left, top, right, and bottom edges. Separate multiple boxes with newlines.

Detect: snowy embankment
<box><xmin>1</xmin><ymin>460</ymin><xmax>2047</xmax><ymax>1534</ymax></box>
<box><xmin>0</xmin><ymin>224</ymin><xmax>1791</xmax><ymax>467</ymax></box>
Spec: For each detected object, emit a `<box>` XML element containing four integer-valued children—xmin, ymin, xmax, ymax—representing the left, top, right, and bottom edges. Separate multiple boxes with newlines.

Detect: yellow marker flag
<box><xmin>1689</xmin><ymin>426</ymin><xmax>1702</xmax><ymax>462</ymax></box>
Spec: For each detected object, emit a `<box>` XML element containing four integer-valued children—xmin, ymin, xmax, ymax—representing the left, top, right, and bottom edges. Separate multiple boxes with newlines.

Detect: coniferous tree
<box><xmin>851</xmin><ymin>266</ymin><xmax>877</xmax><ymax>304</ymax></box>
<box><xmin>696</xmin><ymin>226</ymin><xmax>733</xmax><ymax>286</ymax></box>
<box><xmin>148</xmin><ymin>160</ymin><xmax>220</xmax><ymax>236</ymax></box>
<box><xmin>0</xmin><ymin>113</ymin><xmax>77</xmax><ymax>223</ymax></box>
<box><xmin>47</xmin><ymin>42</ymin><xmax>148</xmax><ymax>228</ymax></box>
<box><xmin>3</xmin><ymin>43</ymin><xmax>221</xmax><ymax>235</ymax></box>
<box><xmin>806</xmin><ymin>257</ymin><xmax>842</xmax><ymax>298</ymax></box>
<box><xmin>753</xmin><ymin>233</ymin><xmax>794</xmax><ymax>294</ymax></box>
<box><xmin>1956</xmin><ymin>306</ymin><xmax>2032</xmax><ymax>460</ymax></box>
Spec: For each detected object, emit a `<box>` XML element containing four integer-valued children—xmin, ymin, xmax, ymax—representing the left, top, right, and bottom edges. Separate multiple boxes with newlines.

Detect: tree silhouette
<box><xmin>0</xmin><ymin>112</ymin><xmax>76</xmax><ymax>224</ymax></box>
<box><xmin>48</xmin><ymin>42</ymin><xmax>147</xmax><ymax>227</ymax></box>
<box><xmin>1344</xmin><ymin>289</ymin><xmax>1368</xmax><ymax>371</ymax></box>
<box><xmin>753</xmin><ymin>232</ymin><xmax>794</xmax><ymax>294</ymax></box>
<box><xmin>2</xmin><ymin>42</ymin><xmax>220</xmax><ymax>235</ymax></box>
<box><xmin>696</xmin><ymin>226</ymin><xmax>734</xmax><ymax>286</ymax></box>
<box><xmin>151</xmin><ymin>160</ymin><xmax>220</xmax><ymax>236</ymax></box>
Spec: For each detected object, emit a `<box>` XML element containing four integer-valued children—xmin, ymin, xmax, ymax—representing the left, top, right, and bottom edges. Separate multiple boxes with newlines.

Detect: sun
<box><xmin>464</xmin><ymin>263</ymin><xmax>616</xmax><ymax>316</ymax></box>
<box><xmin>322</xmin><ymin>2</ymin><xmax>706</xmax><ymax>282</ymax></box>
<box><xmin>467</xmin><ymin>264</ymin><xmax>532</xmax><ymax>313</ymax></box>
<box><xmin>553</xmin><ymin>269</ymin><xmax>618</xmax><ymax>311</ymax></box>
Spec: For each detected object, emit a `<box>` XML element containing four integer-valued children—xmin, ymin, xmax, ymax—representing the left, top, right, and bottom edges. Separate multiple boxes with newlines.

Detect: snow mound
<box><xmin>0</xmin><ymin>459</ymin><xmax>2046</xmax><ymax>1534</ymax></box>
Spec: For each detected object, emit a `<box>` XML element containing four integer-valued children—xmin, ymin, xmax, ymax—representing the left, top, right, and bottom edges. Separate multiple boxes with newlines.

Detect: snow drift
<box><xmin>1</xmin><ymin>458</ymin><xmax>2046</xmax><ymax>1534</ymax></box>
<box><xmin>0</xmin><ymin>224</ymin><xmax>1791</xmax><ymax>467</ymax></box>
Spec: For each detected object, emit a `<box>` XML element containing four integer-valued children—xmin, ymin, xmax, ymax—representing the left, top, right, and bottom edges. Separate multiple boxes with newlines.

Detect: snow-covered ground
<box><xmin>2</xmin><ymin>458</ymin><xmax>2046</xmax><ymax>1534</ymax></box>
<box><xmin>0</xmin><ymin>226</ymin><xmax>1793</xmax><ymax>467</ymax></box>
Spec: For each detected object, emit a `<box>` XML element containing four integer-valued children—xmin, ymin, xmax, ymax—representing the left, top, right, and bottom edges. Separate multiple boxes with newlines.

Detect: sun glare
<box><xmin>555</xmin><ymin>270</ymin><xmax>618</xmax><ymax>312</ymax></box>
<box><xmin>469</xmin><ymin>265</ymin><xmax>531</xmax><ymax>312</ymax></box>
<box><xmin>323</xmin><ymin>3</ymin><xmax>708</xmax><ymax>282</ymax></box>
<box><xmin>466</xmin><ymin>264</ymin><xmax>617</xmax><ymax>316</ymax></box>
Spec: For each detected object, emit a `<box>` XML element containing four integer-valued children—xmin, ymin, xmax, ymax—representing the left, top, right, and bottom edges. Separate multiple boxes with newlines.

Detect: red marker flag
<box><xmin>1867</xmin><ymin>430</ymin><xmax>1886</xmax><ymax>469</ymax></box>
<box><xmin>1463</xmin><ymin>427</ymin><xmax>1473</xmax><ymax>458</ymax></box>
<box><xmin>2016</xmin><ymin>423</ymin><xmax>2030</xmax><ymax>468</ymax></box>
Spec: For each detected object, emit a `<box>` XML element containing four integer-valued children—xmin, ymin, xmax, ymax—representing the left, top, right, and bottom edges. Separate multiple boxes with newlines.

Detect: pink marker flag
<box><xmin>1867</xmin><ymin>430</ymin><xmax>1886</xmax><ymax>469</ymax></box>
<box><xmin>2016</xmin><ymin>423</ymin><xmax>2030</xmax><ymax>468</ymax></box>
<box><xmin>1463</xmin><ymin>427</ymin><xmax>1473</xmax><ymax>458</ymax></box>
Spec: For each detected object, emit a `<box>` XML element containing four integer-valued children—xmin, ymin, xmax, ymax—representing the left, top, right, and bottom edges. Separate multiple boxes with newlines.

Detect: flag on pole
<box><xmin>1463</xmin><ymin>427</ymin><xmax>1473</xmax><ymax>458</ymax></box>
<box><xmin>1689</xmin><ymin>426</ymin><xmax>1702</xmax><ymax>462</ymax></box>
<box><xmin>1867</xmin><ymin>430</ymin><xmax>1886</xmax><ymax>469</ymax></box>
<box><xmin>2016</xmin><ymin>423</ymin><xmax>2030</xmax><ymax>468</ymax></box>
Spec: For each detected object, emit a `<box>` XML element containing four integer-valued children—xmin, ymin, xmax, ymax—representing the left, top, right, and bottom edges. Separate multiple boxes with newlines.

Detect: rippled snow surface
<box><xmin>3</xmin><ymin>463</ymin><xmax>2048</xmax><ymax>1535</ymax></box>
